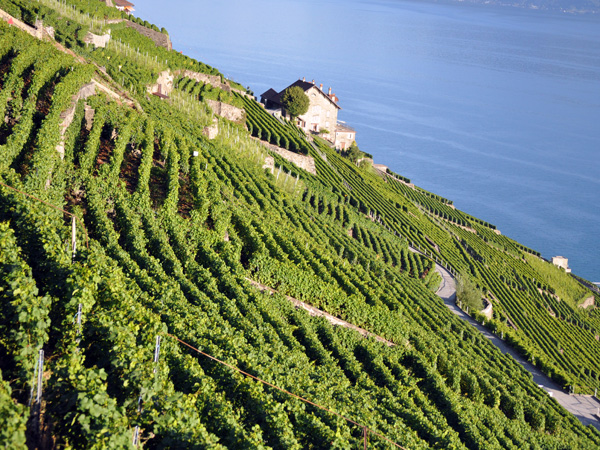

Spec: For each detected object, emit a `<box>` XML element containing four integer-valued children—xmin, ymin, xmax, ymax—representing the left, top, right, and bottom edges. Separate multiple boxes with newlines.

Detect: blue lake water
<box><xmin>136</xmin><ymin>0</ymin><xmax>600</xmax><ymax>281</ymax></box>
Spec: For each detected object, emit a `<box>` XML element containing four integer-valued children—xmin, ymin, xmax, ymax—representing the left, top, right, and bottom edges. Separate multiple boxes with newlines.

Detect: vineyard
<box><xmin>0</xmin><ymin>1</ymin><xmax>600</xmax><ymax>449</ymax></box>
<box><xmin>236</xmin><ymin>93</ymin><xmax>312</xmax><ymax>155</ymax></box>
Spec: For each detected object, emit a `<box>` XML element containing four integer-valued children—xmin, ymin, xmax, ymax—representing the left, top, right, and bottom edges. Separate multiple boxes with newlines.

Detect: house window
<box><xmin>348</xmin><ymin>133</ymin><xmax>353</xmax><ymax>139</ymax></box>
<box><xmin>313</xmin><ymin>115</ymin><xmax>320</xmax><ymax>123</ymax></box>
<box><xmin>325</xmin><ymin>121</ymin><xmax>329</xmax><ymax>128</ymax></box>
<box><xmin>313</xmin><ymin>105</ymin><xmax>321</xmax><ymax>114</ymax></box>
<box><xmin>326</xmin><ymin>110</ymin><xmax>330</xmax><ymax>118</ymax></box>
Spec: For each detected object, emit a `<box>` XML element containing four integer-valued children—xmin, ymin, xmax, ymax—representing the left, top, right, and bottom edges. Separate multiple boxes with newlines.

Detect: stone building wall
<box><xmin>125</xmin><ymin>20</ymin><xmax>172</xmax><ymax>50</ymax></box>
<box><xmin>297</xmin><ymin>85</ymin><xmax>339</xmax><ymax>133</ymax></box>
<box><xmin>334</xmin><ymin>126</ymin><xmax>356</xmax><ymax>150</ymax></box>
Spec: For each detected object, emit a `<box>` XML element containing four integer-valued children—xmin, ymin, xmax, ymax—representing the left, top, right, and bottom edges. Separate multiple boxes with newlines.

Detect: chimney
<box><xmin>302</xmin><ymin>76</ymin><xmax>305</xmax><ymax>81</ymax></box>
<box><xmin>328</xmin><ymin>87</ymin><xmax>332</xmax><ymax>95</ymax></box>
<box><xmin>312</xmin><ymin>79</ymin><xmax>315</xmax><ymax>84</ymax></box>
<box><xmin>319</xmin><ymin>83</ymin><xmax>323</xmax><ymax>91</ymax></box>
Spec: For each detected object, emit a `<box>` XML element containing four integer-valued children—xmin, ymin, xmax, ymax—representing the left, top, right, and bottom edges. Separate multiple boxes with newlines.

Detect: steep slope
<box><xmin>0</xmin><ymin>3</ymin><xmax>599</xmax><ymax>449</ymax></box>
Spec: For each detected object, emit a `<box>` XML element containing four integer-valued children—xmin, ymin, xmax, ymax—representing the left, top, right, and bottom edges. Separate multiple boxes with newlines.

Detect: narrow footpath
<box><xmin>434</xmin><ymin>264</ymin><xmax>600</xmax><ymax>431</ymax></box>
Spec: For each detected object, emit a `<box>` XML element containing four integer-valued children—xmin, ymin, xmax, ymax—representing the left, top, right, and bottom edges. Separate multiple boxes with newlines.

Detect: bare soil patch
<box><xmin>177</xmin><ymin>173</ymin><xmax>193</xmax><ymax>217</ymax></box>
<box><xmin>119</xmin><ymin>146</ymin><xmax>141</xmax><ymax>194</ymax></box>
<box><xmin>94</xmin><ymin>124</ymin><xmax>115</xmax><ymax>171</ymax></box>
<box><xmin>149</xmin><ymin>164</ymin><xmax>167</xmax><ymax>209</ymax></box>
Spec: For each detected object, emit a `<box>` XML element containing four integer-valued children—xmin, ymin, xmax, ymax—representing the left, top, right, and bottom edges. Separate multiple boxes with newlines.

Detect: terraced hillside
<box><xmin>0</xmin><ymin>1</ymin><xmax>599</xmax><ymax>448</ymax></box>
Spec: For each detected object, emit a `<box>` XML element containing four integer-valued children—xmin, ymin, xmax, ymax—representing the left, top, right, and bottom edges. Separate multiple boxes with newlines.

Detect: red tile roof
<box><xmin>261</xmin><ymin>79</ymin><xmax>341</xmax><ymax>110</ymax></box>
<box><xmin>114</xmin><ymin>0</ymin><xmax>135</xmax><ymax>8</ymax></box>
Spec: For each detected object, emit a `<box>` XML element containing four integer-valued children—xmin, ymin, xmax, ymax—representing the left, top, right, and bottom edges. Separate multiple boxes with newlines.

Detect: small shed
<box><xmin>334</xmin><ymin>122</ymin><xmax>356</xmax><ymax>151</ymax></box>
<box><xmin>551</xmin><ymin>256</ymin><xmax>571</xmax><ymax>273</ymax></box>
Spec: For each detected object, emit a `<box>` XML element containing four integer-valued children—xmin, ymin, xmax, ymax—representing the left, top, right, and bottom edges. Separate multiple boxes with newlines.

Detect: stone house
<box><xmin>260</xmin><ymin>78</ymin><xmax>357</xmax><ymax>150</ymax></box>
<box><xmin>100</xmin><ymin>0</ymin><xmax>135</xmax><ymax>14</ymax></box>
<box><xmin>332</xmin><ymin>122</ymin><xmax>356</xmax><ymax>151</ymax></box>
<box><xmin>261</xmin><ymin>78</ymin><xmax>340</xmax><ymax>133</ymax></box>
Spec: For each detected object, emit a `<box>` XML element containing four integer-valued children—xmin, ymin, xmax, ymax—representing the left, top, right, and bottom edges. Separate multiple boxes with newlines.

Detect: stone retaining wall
<box><xmin>175</xmin><ymin>69</ymin><xmax>228</xmax><ymax>92</ymax></box>
<box><xmin>481</xmin><ymin>299</ymin><xmax>494</xmax><ymax>320</ymax></box>
<box><xmin>254</xmin><ymin>137</ymin><xmax>316</xmax><ymax>175</ymax></box>
<box><xmin>206</xmin><ymin>99</ymin><xmax>245</xmax><ymax>123</ymax></box>
<box><xmin>174</xmin><ymin>69</ymin><xmax>248</xmax><ymax>96</ymax></box>
<box><xmin>0</xmin><ymin>10</ymin><xmax>52</xmax><ymax>39</ymax></box>
<box><xmin>83</xmin><ymin>31</ymin><xmax>111</xmax><ymax>48</ymax></box>
<box><xmin>125</xmin><ymin>21</ymin><xmax>171</xmax><ymax>50</ymax></box>
<box><xmin>56</xmin><ymin>82</ymin><xmax>96</xmax><ymax>158</ymax></box>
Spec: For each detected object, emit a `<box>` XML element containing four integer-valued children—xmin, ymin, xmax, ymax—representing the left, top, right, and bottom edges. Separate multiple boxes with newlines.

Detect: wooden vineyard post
<box><xmin>29</xmin><ymin>349</ymin><xmax>44</xmax><ymax>407</ymax></box>
<box><xmin>153</xmin><ymin>335</ymin><xmax>161</xmax><ymax>374</ymax></box>
<box><xmin>75</xmin><ymin>302</ymin><xmax>83</xmax><ymax>345</ymax></box>
<box><xmin>134</xmin><ymin>335</ymin><xmax>162</xmax><ymax>446</ymax></box>
<box><xmin>71</xmin><ymin>215</ymin><xmax>76</xmax><ymax>263</ymax></box>
<box><xmin>27</xmin><ymin>349</ymin><xmax>45</xmax><ymax>443</ymax></box>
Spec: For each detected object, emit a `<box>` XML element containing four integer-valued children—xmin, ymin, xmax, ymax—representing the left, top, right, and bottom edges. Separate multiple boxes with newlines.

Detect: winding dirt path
<box><xmin>433</xmin><ymin>264</ymin><xmax>600</xmax><ymax>431</ymax></box>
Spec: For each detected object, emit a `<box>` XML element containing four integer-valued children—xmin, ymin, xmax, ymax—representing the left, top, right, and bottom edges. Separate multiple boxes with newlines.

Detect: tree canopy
<box><xmin>347</xmin><ymin>142</ymin><xmax>362</xmax><ymax>163</ymax></box>
<box><xmin>456</xmin><ymin>273</ymin><xmax>484</xmax><ymax>311</ymax></box>
<box><xmin>281</xmin><ymin>86</ymin><xmax>309</xmax><ymax>118</ymax></box>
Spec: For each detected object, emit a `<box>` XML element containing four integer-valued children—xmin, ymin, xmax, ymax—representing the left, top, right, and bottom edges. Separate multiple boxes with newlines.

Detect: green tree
<box><xmin>347</xmin><ymin>141</ymin><xmax>361</xmax><ymax>163</ymax></box>
<box><xmin>456</xmin><ymin>273</ymin><xmax>484</xmax><ymax>311</ymax></box>
<box><xmin>281</xmin><ymin>86</ymin><xmax>309</xmax><ymax>118</ymax></box>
